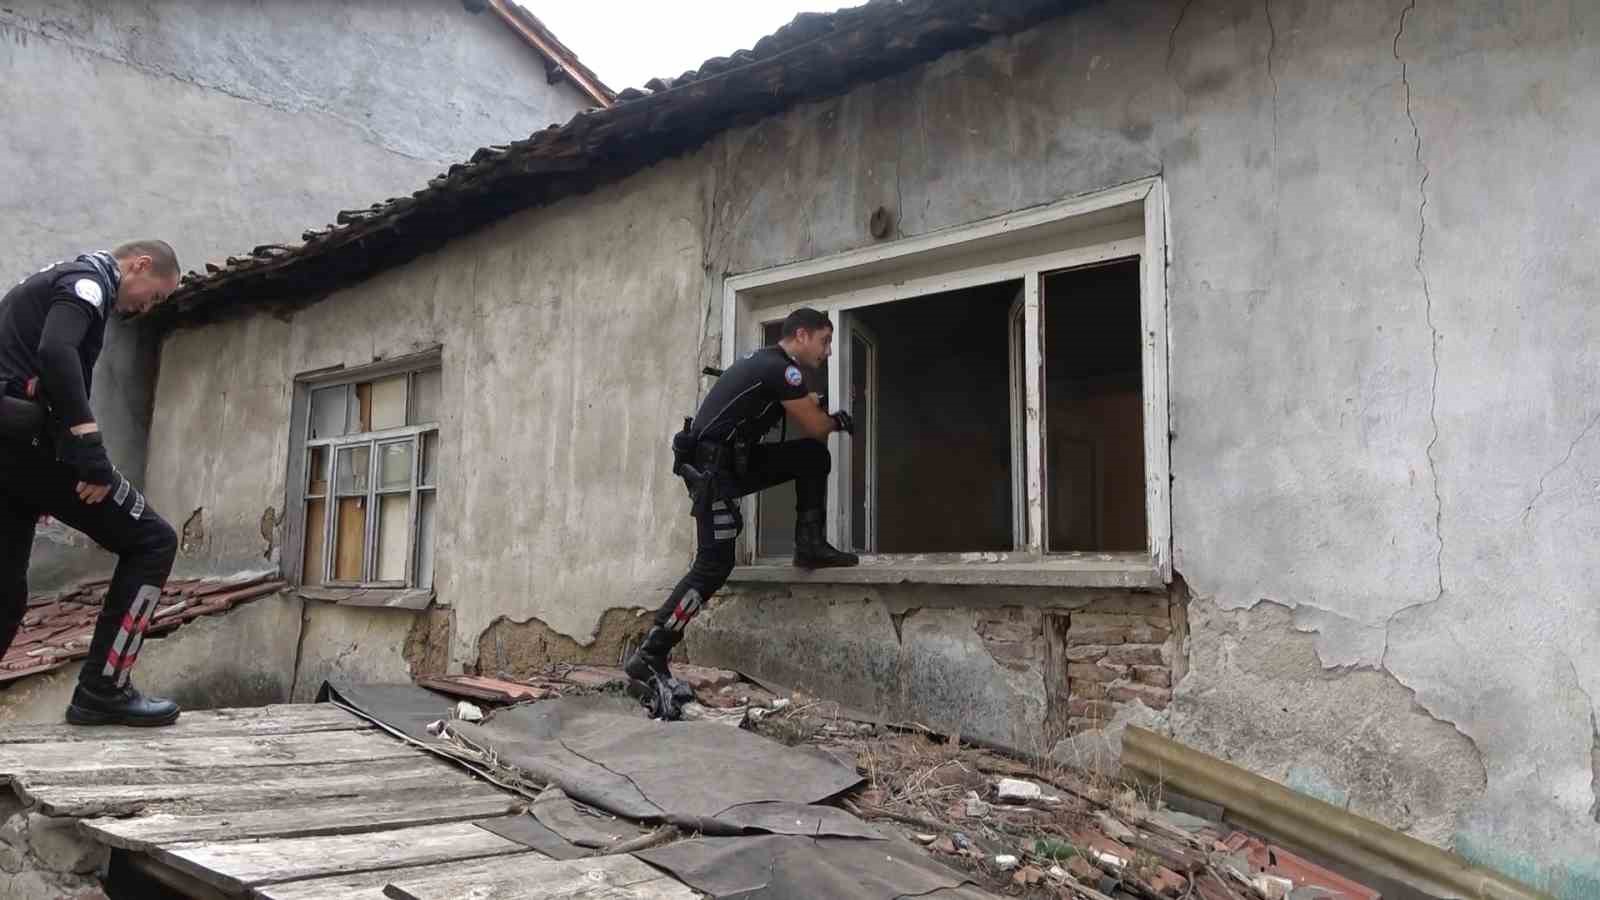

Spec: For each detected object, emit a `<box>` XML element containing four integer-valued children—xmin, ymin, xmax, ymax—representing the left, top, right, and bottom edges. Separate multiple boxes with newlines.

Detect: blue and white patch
<box><xmin>784</xmin><ymin>365</ymin><xmax>803</xmax><ymax>387</ymax></box>
<box><xmin>73</xmin><ymin>278</ymin><xmax>104</xmax><ymax>309</ymax></box>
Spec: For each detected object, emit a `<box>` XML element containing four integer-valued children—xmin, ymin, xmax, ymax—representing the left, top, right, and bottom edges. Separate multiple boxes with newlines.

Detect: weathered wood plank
<box><xmin>158</xmin><ymin>819</ymin><xmax>529</xmax><ymax>892</ymax></box>
<box><xmin>83</xmin><ymin>787</ymin><xmax>523</xmax><ymax>850</ymax></box>
<box><xmin>0</xmin><ymin>728</ymin><xmax>413</xmax><ymax>778</ymax></box>
<box><xmin>0</xmin><ymin>704</ymin><xmax>367</xmax><ymax>745</ymax></box>
<box><xmin>19</xmin><ymin>759</ymin><xmax>481</xmax><ymax>817</ymax></box>
<box><xmin>254</xmin><ymin>852</ymin><xmax>548</xmax><ymax>900</ymax></box>
<box><xmin>380</xmin><ymin>853</ymin><xmax>699</xmax><ymax>900</ymax></box>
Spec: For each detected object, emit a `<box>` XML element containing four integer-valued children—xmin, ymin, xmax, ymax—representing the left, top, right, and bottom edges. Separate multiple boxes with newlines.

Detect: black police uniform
<box><xmin>625</xmin><ymin>344</ymin><xmax>855</xmax><ymax>716</ymax></box>
<box><xmin>0</xmin><ymin>252</ymin><xmax>179</xmax><ymax>725</ymax></box>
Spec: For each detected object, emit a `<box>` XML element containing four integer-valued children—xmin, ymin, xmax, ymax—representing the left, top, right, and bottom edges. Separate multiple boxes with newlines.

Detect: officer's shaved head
<box><xmin>113</xmin><ymin>240</ymin><xmax>180</xmax><ymax>277</ymax></box>
<box><xmin>781</xmin><ymin>307</ymin><xmax>832</xmax><ymax>339</ymax></box>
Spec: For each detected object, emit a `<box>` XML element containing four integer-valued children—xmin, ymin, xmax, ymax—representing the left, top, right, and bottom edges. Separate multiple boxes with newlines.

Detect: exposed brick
<box><xmin>1105</xmin><ymin>644</ymin><xmax>1166</xmax><ymax>667</ymax></box>
<box><xmin>1071</xmin><ymin>612</ymin><xmax>1155</xmax><ymax>629</ymax></box>
<box><xmin>1067</xmin><ymin>698</ymin><xmax>1117</xmax><ymax>720</ymax></box>
<box><xmin>1067</xmin><ymin>662</ymin><xmax>1125</xmax><ymax>683</ymax></box>
<box><xmin>1133</xmin><ymin>665</ymin><xmax>1171</xmax><ymax>688</ymax></box>
<box><xmin>1073</xmin><ymin>593</ymin><xmax>1171</xmax><ymax>616</ymax></box>
<box><xmin>1072</xmin><ymin>681</ymin><xmax>1109</xmax><ymax>700</ymax></box>
<box><xmin>1065</xmin><ymin>644</ymin><xmax>1107</xmax><ymax>662</ymax></box>
<box><xmin>1065</xmin><ymin>625</ymin><xmax>1128</xmax><ymax>646</ymax></box>
<box><xmin>1108</xmin><ymin>682</ymin><xmax>1172</xmax><ymax>710</ymax></box>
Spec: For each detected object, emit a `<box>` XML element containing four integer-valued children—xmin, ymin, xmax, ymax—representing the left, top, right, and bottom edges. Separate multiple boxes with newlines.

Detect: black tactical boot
<box><xmin>793</xmin><ymin>510</ymin><xmax>859</xmax><ymax>568</ymax></box>
<box><xmin>66</xmin><ymin>680</ymin><xmax>180</xmax><ymax>727</ymax></box>
<box><xmin>624</xmin><ymin>626</ymin><xmax>693</xmax><ymax>720</ymax></box>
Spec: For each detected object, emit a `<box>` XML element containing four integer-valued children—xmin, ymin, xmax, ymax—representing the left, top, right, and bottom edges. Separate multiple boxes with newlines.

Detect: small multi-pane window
<box><xmin>299</xmin><ymin>366</ymin><xmax>440</xmax><ymax>589</ymax></box>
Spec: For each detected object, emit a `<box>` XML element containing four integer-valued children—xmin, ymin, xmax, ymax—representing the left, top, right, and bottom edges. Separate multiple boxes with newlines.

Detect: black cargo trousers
<box><xmin>0</xmin><ymin>435</ymin><xmax>177</xmax><ymax>688</ymax></box>
<box><xmin>651</xmin><ymin>439</ymin><xmax>830</xmax><ymax>632</ymax></box>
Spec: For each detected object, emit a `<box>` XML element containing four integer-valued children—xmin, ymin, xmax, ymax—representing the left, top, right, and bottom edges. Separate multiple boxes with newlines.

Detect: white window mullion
<box><xmin>1023</xmin><ymin>270</ymin><xmax>1045</xmax><ymax>554</ymax></box>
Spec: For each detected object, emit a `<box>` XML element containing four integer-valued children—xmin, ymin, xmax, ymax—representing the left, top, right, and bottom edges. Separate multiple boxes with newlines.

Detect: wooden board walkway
<box><xmin>0</xmin><ymin>703</ymin><xmax>699</xmax><ymax>898</ymax></box>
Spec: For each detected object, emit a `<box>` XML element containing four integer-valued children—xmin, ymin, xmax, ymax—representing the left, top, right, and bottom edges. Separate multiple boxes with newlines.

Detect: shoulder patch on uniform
<box><xmin>73</xmin><ymin>278</ymin><xmax>104</xmax><ymax>309</ymax></box>
<box><xmin>784</xmin><ymin>365</ymin><xmax>803</xmax><ymax>387</ymax></box>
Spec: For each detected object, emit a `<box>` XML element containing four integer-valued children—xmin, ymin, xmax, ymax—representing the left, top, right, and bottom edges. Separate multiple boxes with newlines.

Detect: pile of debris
<box><xmin>415</xmin><ymin>666</ymin><xmax>1380</xmax><ymax>900</ymax></box>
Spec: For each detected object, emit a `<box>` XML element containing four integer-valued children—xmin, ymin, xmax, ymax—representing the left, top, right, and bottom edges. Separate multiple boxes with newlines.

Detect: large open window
<box><xmin>724</xmin><ymin>180</ymin><xmax>1170</xmax><ymax>584</ymax></box>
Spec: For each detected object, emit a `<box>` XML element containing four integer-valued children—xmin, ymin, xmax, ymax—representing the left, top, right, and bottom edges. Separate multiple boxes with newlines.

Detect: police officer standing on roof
<box><xmin>0</xmin><ymin>242</ymin><xmax>183</xmax><ymax>726</ymax></box>
<box><xmin>626</xmin><ymin>307</ymin><xmax>857</xmax><ymax>719</ymax></box>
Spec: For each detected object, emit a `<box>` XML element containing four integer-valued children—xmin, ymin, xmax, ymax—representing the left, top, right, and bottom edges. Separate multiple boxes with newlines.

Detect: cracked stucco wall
<box><xmin>1</xmin><ymin>0</ymin><xmax>593</xmax><ymax>591</ymax></box>
<box><xmin>139</xmin><ymin>0</ymin><xmax>1600</xmax><ymax>891</ymax></box>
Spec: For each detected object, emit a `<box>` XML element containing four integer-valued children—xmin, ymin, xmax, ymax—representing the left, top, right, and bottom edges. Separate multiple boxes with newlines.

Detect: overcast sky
<box><xmin>521</xmin><ymin>1</ymin><xmax>842</xmax><ymax>93</ymax></box>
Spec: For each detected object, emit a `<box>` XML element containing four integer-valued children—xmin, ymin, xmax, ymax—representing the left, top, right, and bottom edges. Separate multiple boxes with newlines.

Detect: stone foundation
<box><xmin>0</xmin><ymin>788</ymin><xmax>108</xmax><ymax>900</ymax></box>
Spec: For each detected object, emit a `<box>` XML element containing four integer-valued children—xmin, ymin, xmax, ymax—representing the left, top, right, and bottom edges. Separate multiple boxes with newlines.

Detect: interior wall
<box><xmin>1043</xmin><ymin>259</ymin><xmax>1146</xmax><ymax>552</ymax></box>
<box><xmin>856</xmin><ymin>281</ymin><xmax>1017</xmax><ymax>553</ymax></box>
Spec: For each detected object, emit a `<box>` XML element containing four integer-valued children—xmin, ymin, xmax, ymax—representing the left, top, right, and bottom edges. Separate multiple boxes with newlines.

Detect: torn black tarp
<box><xmin>447</xmin><ymin>694</ymin><xmax>869</xmax><ymax>834</ymax></box>
<box><xmin>636</xmin><ymin>833</ymin><xmax>993</xmax><ymax>900</ymax></box>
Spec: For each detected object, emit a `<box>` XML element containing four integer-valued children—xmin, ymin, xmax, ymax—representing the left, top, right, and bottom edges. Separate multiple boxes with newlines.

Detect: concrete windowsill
<box><xmin>297</xmin><ymin>586</ymin><xmax>436</xmax><ymax>610</ymax></box>
<box><xmin>727</xmin><ymin>552</ymin><xmax>1163</xmax><ymax>590</ymax></box>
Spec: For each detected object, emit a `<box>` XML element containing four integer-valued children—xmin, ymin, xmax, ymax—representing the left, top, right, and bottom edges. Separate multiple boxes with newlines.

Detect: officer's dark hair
<box><xmin>113</xmin><ymin>240</ymin><xmax>180</xmax><ymax>277</ymax></box>
<box><xmin>780</xmin><ymin>307</ymin><xmax>832</xmax><ymax>339</ymax></box>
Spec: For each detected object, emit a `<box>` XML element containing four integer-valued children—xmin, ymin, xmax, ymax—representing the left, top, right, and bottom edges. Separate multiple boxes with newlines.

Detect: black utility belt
<box><xmin>694</xmin><ymin>440</ymin><xmax>750</xmax><ymax>476</ymax></box>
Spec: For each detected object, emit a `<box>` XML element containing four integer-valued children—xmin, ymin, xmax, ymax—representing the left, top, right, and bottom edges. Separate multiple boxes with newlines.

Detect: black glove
<box><xmin>830</xmin><ymin>410</ymin><xmax>856</xmax><ymax>435</ymax></box>
<box><xmin>59</xmin><ymin>431</ymin><xmax>116</xmax><ymax>486</ymax></box>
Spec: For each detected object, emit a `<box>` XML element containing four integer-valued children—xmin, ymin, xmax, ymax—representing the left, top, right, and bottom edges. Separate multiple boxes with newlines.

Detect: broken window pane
<box><xmin>415</xmin><ymin>491</ymin><xmax>436</xmax><ymax>589</ymax></box>
<box><xmin>307</xmin><ymin>447</ymin><xmax>329</xmax><ymax>497</ymax></box>
<box><xmin>370</xmin><ymin>376</ymin><xmax>407</xmax><ymax>431</ymax></box>
<box><xmin>310</xmin><ymin>386</ymin><xmax>346</xmax><ymax>440</ymax></box>
<box><xmin>335</xmin><ymin>445</ymin><xmax>370</xmax><ymax>495</ymax></box>
<box><xmin>351</xmin><ymin>383</ymin><xmax>372</xmax><ymax>433</ymax></box>
<box><xmin>378</xmin><ymin>441</ymin><xmax>413</xmax><ymax>491</ymax></box>
<box><xmin>376</xmin><ymin>494</ymin><xmax>411</xmax><ymax>582</ymax></box>
<box><xmin>420</xmin><ymin>432</ymin><xmax>438</xmax><ymax>486</ymax></box>
<box><xmin>303</xmin><ymin>498</ymin><xmax>326</xmax><ymax>585</ymax></box>
<box><xmin>409</xmin><ymin>369</ymin><xmax>441</xmax><ymax>426</ymax></box>
<box><xmin>333</xmin><ymin>497</ymin><xmax>366</xmax><ymax>581</ymax></box>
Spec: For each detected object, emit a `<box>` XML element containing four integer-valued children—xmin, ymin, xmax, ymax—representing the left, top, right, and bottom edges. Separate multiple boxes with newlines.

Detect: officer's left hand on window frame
<box><xmin>830</xmin><ymin>410</ymin><xmax>856</xmax><ymax>435</ymax></box>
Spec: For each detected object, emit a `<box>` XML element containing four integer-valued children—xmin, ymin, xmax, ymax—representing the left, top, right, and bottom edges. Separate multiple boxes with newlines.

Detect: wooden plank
<box><xmin>84</xmin><ymin>786</ymin><xmax>522</xmax><ymax>850</ymax></box>
<box><xmin>254</xmin><ymin>852</ymin><xmax>548</xmax><ymax>900</ymax></box>
<box><xmin>380</xmin><ymin>853</ymin><xmax>699</xmax><ymax>900</ymax></box>
<box><xmin>0</xmin><ymin>728</ymin><xmax>412</xmax><ymax>779</ymax></box>
<box><xmin>0</xmin><ymin>704</ymin><xmax>368</xmax><ymax>745</ymax></box>
<box><xmin>20</xmin><ymin>759</ymin><xmax>484</xmax><ymax>817</ymax></box>
<box><xmin>158</xmin><ymin>819</ymin><xmax>529</xmax><ymax>892</ymax></box>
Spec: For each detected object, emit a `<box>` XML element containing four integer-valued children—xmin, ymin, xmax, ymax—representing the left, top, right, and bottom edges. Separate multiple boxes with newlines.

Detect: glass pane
<box><xmin>376</xmin><ymin>494</ymin><xmax>411</xmax><ymax>582</ymax></box>
<box><xmin>309</xmin><ymin>386</ymin><xmax>346</xmax><ymax>440</ymax></box>
<box><xmin>420</xmin><ymin>432</ymin><xmax>438</xmax><ymax>486</ymax></box>
<box><xmin>303</xmin><ymin>498</ymin><xmax>326</xmax><ymax>586</ymax></box>
<box><xmin>351</xmin><ymin>383</ymin><xmax>373</xmax><ymax>434</ymax></box>
<box><xmin>306</xmin><ymin>446</ymin><xmax>329</xmax><ymax>497</ymax></box>
<box><xmin>370</xmin><ymin>376</ymin><xmax>407</xmax><ymax>431</ymax></box>
<box><xmin>416</xmin><ymin>491</ymin><xmax>436</xmax><ymax>589</ymax></box>
<box><xmin>410</xmin><ymin>369</ymin><xmax>442</xmax><ymax>426</ymax></box>
<box><xmin>379</xmin><ymin>441</ymin><xmax>413</xmax><ymax>491</ymax></box>
<box><xmin>333</xmin><ymin>497</ymin><xmax>366</xmax><ymax>581</ymax></box>
<box><xmin>335</xmin><ymin>445</ymin><xmax>370</xmax><ymax>495</ymax></box>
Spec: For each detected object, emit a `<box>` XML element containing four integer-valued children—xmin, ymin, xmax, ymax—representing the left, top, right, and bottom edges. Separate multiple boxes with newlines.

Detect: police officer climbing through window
<box><xmin>0</xmin><ymin>242</ymin><xmax>183</xmax><ymax>726</ymax></box>
<box><xmin>626</xmin><ymin>307</ymin><xmax>858</xmax><ymax>719</ymax></box>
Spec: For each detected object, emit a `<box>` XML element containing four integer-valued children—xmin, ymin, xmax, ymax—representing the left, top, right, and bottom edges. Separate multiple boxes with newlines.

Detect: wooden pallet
<box><xmin>0</xmin><ymin>703</ymin><xmax>694</xmax><ymax>898</ymax></box>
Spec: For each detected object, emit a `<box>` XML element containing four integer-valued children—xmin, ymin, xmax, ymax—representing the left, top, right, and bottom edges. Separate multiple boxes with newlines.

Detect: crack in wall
<box><xmin>1166</xmin><ymin>0</ymin><xmax>1196</xmax><ymax>86</ymax></box>
<box><xmin>1394</xmin><ymin>0</ymin><xmax>1444</xmax><ymax>619</ymax></box>
<box><xmin>1521</xmin><ymin>408</ymin><xmax>1600</xmax><ymax>521</ymax></box>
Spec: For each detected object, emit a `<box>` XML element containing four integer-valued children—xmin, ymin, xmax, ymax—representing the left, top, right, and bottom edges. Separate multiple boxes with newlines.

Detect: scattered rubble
<box><xmin>407</xmin><ymin>663</ymin><xmax>1385</xmax><ymax>900</ymax></box>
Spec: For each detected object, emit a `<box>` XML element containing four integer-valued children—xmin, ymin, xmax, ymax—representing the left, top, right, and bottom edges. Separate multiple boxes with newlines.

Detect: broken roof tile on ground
<box><xmin>0</xmin><ymin>574</ymin><xmax>285</xmax><ymax>684</ymax></box>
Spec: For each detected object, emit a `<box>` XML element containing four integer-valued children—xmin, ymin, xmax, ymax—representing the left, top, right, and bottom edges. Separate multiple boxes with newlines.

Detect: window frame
<box><xmin>720</xmin><ymin>179</ymin><xmax>1171</xmax><ymax>582</ymax></box>
<box><xmin>284</xmin><ymin>350</ymin><xmax>443</xmax><ymax>590</ymax></box>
